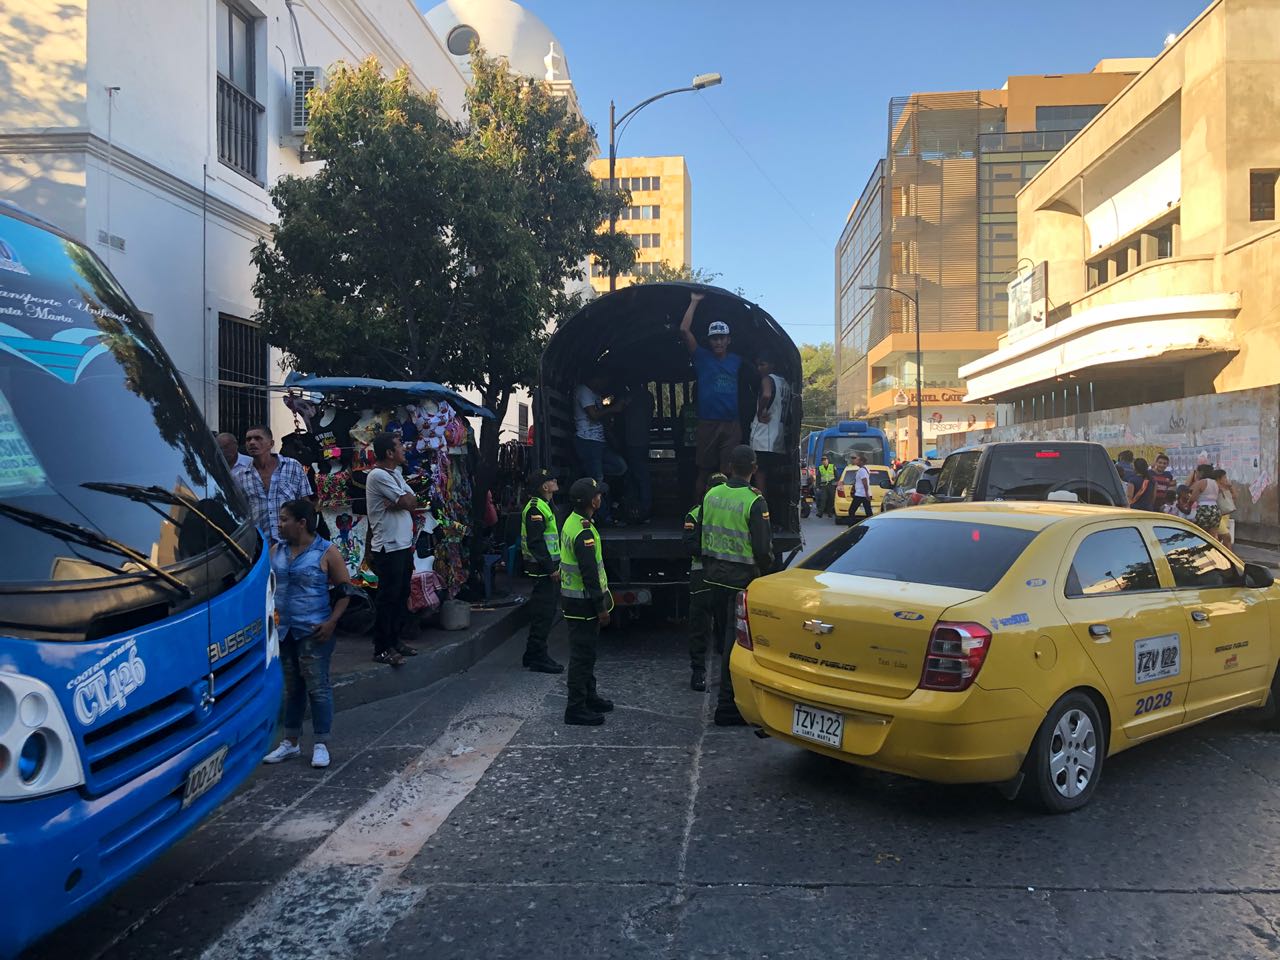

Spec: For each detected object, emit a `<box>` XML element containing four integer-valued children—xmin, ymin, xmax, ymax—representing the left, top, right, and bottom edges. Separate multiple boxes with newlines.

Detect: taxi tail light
<box><xmin>835</xmin><ymin>483</ymin><xmax>846</xmax><ymax>499</ymax></box>
<box><xmin>919</xmin><ymin>621</ymin><xmax>992</xmax><ymax>691</ymax></box>
<box><xmin>734</xmin><ymin>590</ymin><xmax>752</xmax><ymax>650</ymax></box>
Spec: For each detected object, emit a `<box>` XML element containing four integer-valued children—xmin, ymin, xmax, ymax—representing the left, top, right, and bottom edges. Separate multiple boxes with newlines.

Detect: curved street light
<box><xmin>607</xmin><ymin>73</ymin><xmax>722</xmax><ymax>291</ymax></box>
<box><xmin>860</xmin><ymin>284</ymin><xmax>924</xmax><ymax>460</ymax></box>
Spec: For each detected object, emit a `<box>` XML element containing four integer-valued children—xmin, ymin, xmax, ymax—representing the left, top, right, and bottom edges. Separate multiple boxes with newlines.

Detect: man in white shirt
<box><xmin>748</xmin><ymin>354</ymin><xmax>789</xmax><ymax>522</ymax></box>
<box><xmin>366</xmin><ymin>432</ymin><xmax>419</xmax><ymax>666</ymax></box>
<box><xmin>216</xmin><ymin>432</ymin><xmax>252</xmax><ymax>472</ymax></box>
<box><xmin>849</xmin><ymin>454</ymin><xmax>873</xmax><ymax>522</ymax></box>
<box><xmin>573</xmin><ymin>373</ymin><xmax>628</xmax><ymax>525</ymax></box>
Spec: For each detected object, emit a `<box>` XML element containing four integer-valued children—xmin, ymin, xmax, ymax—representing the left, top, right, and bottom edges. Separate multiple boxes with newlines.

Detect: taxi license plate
<box><xmin>182</xmin><ymin>745</ymin><xmax>228</xmax><ymax>809</ymax></box>
<box><xmin>792</xmin><ymin>702</ymin><xmax>843</xmax><ymax>747</ymax></box>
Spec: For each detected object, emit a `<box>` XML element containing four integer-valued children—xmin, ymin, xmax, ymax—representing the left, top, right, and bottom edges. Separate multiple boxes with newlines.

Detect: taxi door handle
<box><xmin>1088</xmin><ymin>624</ymin><xmax>1110</xmax><ymax>639</ymax></box>
<box><xmin>1191</xmin><ymin>610</ymin><xmax>1209</xmax><ymax>623</ymax></box>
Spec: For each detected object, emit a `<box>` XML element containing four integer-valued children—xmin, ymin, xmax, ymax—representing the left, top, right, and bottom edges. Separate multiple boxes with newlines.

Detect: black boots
<box><xmin>564</xmin><ymin>706</ymin><xmax>605</xmax><ymax>726</ymax></box>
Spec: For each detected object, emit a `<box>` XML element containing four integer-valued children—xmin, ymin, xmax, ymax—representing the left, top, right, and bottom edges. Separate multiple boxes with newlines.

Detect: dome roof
<box><xmin>424</xmin><ymin>0</ymin><xmax>570</xmax><ymax>82</ymax></box>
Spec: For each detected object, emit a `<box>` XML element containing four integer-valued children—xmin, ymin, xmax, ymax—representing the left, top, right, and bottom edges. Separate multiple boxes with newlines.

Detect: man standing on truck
<box><xmin>702</xmin><ymin>446</ymin><xmax>773</xmax><ymax>726</ymax></box>
<box><xmin>573</xmin><ymin>372</ymin><xmax>628</xmax><ymax>526</ymax></box>
<box><xmin>816</xmin><ymin>454</ymin><xmax>836</xmax><ymax>518</ymax></box>
<box><xmin>679</xmin><ymin>291</ymin><xmax>746</xmax><ymax>501</ymax></box>
<box><xmin>520</xmin><ymin>467</ymin><xmax>565</xmax><ymax>675</ymax></box>
<box><xmin>684</xmin><ymin>471</ymin><xmax>727</xmax><ymax>692</ymax></box>
<box><xmin>560</xmin><ymin>477</ymin><xmax>616</xmax><ymax>726</ymax></box>
<box><xmin>749</xmin><ymin>353</ymin><xmax>789</xmax><ymax>522</ymax></box>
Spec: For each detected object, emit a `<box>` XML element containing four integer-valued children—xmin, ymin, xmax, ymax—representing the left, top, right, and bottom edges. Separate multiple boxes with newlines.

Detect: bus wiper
<box><xmin>0</xmin><ymin>503</ymin><xmax>194</xmax><ymax>598</ymax></box>
<box><xmin>81</xmin><ymin>481</ymin><xmax>253</xmax><ymax>570</ymax></box>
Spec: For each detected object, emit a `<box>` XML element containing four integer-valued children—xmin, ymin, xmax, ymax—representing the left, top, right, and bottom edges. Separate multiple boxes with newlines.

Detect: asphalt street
<box><xmin>26</xmin><ymin>513</ymin><xmax>1280</xmax><ymax>960</ymax></box>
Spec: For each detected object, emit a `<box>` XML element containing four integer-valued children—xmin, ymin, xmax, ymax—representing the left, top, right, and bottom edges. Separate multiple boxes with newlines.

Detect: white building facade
<box><xmin>0</xmin><ymin>0</ymin><xmax>467</xmax><ymax>440</ymax></box>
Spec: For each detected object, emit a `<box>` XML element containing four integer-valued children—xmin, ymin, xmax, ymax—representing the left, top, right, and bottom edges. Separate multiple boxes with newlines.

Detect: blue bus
<box><xmin>803</xmin><ymin>421</ymin><xmax>893</xmax><ymax>471</ymax></box>
<box><xmin>0</xmin><ymin>205</ymin><xmax>280</xmax><ymax>956</ymax></box>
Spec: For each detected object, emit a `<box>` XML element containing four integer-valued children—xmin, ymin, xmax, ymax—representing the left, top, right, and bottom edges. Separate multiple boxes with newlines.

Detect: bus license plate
<box><xmin>792</xmin><ymin>702</ymin><xmax>843</xmax><ymax>747</ymax></box>
<box><xmin>182</xmin><ymin>745</ymin><xmax>229</xmax><ymax>809</ymax></box>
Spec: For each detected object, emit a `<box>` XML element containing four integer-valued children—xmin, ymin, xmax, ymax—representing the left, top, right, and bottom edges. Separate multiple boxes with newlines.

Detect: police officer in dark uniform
<box><xmin>560</xmin><ymin>477</ymin><xmax>616</xmax><ymax>726</ymax></box>
<box><xmin>684</xmin><ymin>471</ymin><xmax>727</xmax><ymax>692</ymax></box>
<box><xmin>520</xmin><ymin>467</ymin><xmax>565</xmax><ymax>674</ymax></box>
<box><xmin>701</xmin><ymin>445</ymin><xmax>773</xmax><ymax>726</ymax></box>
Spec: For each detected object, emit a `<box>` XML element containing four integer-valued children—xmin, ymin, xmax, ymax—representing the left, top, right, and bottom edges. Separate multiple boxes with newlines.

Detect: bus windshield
<box><xmin>822</xmin><ymin>434</ymin><xmax>888</xmax><ymax>467</ymax></box>
<box><xmin>0</xmin><ymin>212</ymin><xmax>251</xmax><ymax>591</ymax></box>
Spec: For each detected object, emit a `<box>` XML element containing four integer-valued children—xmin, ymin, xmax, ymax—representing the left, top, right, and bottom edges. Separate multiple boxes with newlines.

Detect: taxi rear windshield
<box><xmin>984</xmin><ymin>446</ymin><xmax>1113</xmax><ymax>503</ymax></box>
<box><xmin>801</xmin><ymin>517</ymin><xmax>1038</xmax><ymax>591</ymax></box>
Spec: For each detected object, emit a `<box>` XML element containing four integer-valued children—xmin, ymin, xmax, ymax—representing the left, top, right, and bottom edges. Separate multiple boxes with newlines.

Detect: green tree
<box><xmin>799</xmin><ymin>342</ymin><xmax>837</xmax><ymax>427</ymax></box>
<box><xmin>631</xmin><ymin>261</ymin><xmax>722</xmax><ymax>285</ymax></box>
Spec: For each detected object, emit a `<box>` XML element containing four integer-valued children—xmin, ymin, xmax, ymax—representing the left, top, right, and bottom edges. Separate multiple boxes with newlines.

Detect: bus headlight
<box><xmin>265</xmin><ymin>570</ymin><xmax>280</xmax><ymax>666</ymax></box>
<box><xmin>0</xmin><ymin>673</ymin><xmax>84</xmax><ymax>800</ymax></box>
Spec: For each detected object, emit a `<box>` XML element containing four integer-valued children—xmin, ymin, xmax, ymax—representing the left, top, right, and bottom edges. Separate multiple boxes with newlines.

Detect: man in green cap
<box><xmin>559</xmin><ymin>477</ymin><xmax>616</xmax><ymax>725</ymax></box>
<box><xmin>520</xmin><ymin>467</ymin><xmax>564</xmax><ymax>674</ymax></box>
<box><xmin>701</xmin><ymin>445</ymin><xmax>773</xmax><ymax>725</ymax></box>
<box><xmin>684</xmin><ymin>471</ymin><xmax>727</xmax><ymax>692</ymax></box>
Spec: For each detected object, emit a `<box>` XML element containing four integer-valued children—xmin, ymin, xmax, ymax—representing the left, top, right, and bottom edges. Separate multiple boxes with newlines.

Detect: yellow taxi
<box><xmin>729</xmin><ymin>502</ymin><xmax>1280</xmax><ymax>812</ymax></box>
<box><xmin>833</xmin><ymin>463</ymin><xmax>895</xmax><ymax>524</ymax></box>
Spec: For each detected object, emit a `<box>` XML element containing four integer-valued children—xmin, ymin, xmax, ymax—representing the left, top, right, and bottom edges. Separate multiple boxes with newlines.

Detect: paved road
<box><xmin>28</xmin><ymin>547</ymin><xmax>1280</xmax><ymax>958</ymax></box>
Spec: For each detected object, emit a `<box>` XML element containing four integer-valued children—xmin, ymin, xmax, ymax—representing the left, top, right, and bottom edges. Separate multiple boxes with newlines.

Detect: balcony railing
<box><xmin>217</xmin><ymin>75</ymin><xmax>265</xmax><ymax>182</ymax></box>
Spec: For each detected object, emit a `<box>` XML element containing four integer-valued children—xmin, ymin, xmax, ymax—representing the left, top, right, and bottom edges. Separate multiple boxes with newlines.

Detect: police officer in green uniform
<box><xmin>520</xmin><ymin>467</ymin><xmax>565</xmax><ymax>674</ymax></box>
<box><xmin>684</xmin><ymin>472</ymin><xmax>727</xmax><ymax>692</ymax></box>
<box><xmin>702</xmin><ymin>446</ymin><xmax>773</xmax><ymax>726</ymax></box>
<box><xmin>560</xmin><ymin>477</ymin><xmax>616</xmax><ymax>726</ymax></box>
<box><xmin>817</xmin><ymin>454</ymin><xmax>836</xmax><ymax>518</ymax></box>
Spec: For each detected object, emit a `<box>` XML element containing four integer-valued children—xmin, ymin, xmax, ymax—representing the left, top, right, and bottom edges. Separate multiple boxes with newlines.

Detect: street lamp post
<box><xmin>860</xmin><ymin>284</ymin><xmax>924</xmax><ymax>460</ymax></box>
<box><xmin>608</xmin><ymin>73</ymin><xmax>722</xmax><ymax>292</ymax></box>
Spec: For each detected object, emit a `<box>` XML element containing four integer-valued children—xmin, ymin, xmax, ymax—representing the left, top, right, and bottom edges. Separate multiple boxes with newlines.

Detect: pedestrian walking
<box><xmin>748</xmin><ymin>354</ymin><xmax>789</xmax><ymax>522</ymax></box>
<box><xmin>520</xmin><ymin>467</ymin><xmax>565</xmax><ymax>674</ymax></box>
<box><xmin>1129</xmin><ymin>457</ymin><xmax>1157</xmax><ymax>511</ymax></box>
<box><xmin>262</xmin><ymin>499</ymin><xmax>352</xmax><ymax>769</ymax></box>
<box><xmin>684</xmin><ymin>472</ymin><xmax>727</xmax><ymax>692</ymax></box>
<box><xmin>701</xmin><ymin>445</ymin><xmax>773</xmax><ymax>726</ymax></box>
<box><xmin>679</xmin><ymin>291</ymin><xmax>747</xmax><ymax>501</ymax></box>
<box><xmin>233</xmin><ymin>424</ymin><xmax>312</xmax><ymax>545</ymax></box>
<box><xmin>1188</xmin><ymin>464</ymin><xmax>1222</xmax><ymax>537</ymax></box>
<box><xmin>572</xmin><ymin>372</ymin><xmax>628</xmax><ymax>525</ymax></box>
<box><xmin>365</xmin><ymin>432</ymin><xmax>419</xmax><ymax>666</ymax></box>
<box><xmin>816</xmin><ymin>454</ymin><xmax>836</xmax><ymax>518</ymax></box>
<box><xmin>559</xmin><ymin>477</ymin><xmax>615</xmax><ymax>726</ymax></box>
<box><xmin>848</xmin><ymin>454</ymin><xmax>874</xmax><ymax>521</ymax></box>
<box><xmin>1214</xmin><ymin>467</ymin><xmax>1236</xmax><ymax>547</ymax></box>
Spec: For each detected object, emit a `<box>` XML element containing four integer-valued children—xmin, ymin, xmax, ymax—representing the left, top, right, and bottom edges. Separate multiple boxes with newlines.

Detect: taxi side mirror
<box><xmin>1244</xmin><ymin>562</ymin><xmax>1274</xmax><ymax>588</ymax></box>
<box><xmin>879</xmin><ymin>476</ymin><xmax>893</xmax><ymax>489</ymax></box>
<box><xmin>915</xmin><ymin>478</ymin><xmax>934</xmax><ymax>496</ymax></box>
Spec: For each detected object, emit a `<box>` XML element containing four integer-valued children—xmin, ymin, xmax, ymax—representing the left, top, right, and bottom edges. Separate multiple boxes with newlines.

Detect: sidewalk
<box><xmin>327</xmin><ymin>571</ymin><xmax>531</xmax><ymax>713</ymax></box>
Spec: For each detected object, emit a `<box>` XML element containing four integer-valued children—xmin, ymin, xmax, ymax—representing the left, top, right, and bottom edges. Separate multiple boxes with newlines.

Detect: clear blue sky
<box><xmin>468</xmin><ymin>1</ymin><xmax>1208</xmax><ymax>345</ymax></box>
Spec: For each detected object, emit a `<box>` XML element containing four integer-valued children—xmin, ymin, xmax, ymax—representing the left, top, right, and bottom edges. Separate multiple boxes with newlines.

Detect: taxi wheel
<box><xmin>1020</xmin><ymin>692</ymin><xmax>1105</xmax><ymax>814</ymax></box>
<box><xmin>1259</xmin><ymin>662</ymin><xmax>1280</xmax><ymax>730</ymax></box>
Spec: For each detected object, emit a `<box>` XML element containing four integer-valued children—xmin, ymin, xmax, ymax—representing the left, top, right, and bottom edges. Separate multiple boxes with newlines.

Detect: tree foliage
<box><xmin>251</xmin><ymin>52</ymin><xmax>637</xmax><ymax>509</ymax></box>
<box><xmin>631</xmin><ymin>261</ymin><xmax>722</xmax><ymax>286</ymax></box>
<box><xmin>799</xmin><ymin>342</ymin><xmax>836</xmax><ymax>425</ymax></box>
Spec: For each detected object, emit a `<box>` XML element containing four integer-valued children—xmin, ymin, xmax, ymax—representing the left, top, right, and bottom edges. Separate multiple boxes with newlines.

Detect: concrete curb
<box><xmin>330</xmin><ymin>598</ymin><xmax>530</xmax><ymax>714</ymax></box>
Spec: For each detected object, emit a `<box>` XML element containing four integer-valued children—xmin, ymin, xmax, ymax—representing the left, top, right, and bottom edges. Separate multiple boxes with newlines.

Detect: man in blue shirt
<box><xmin>679</xmin><ymin>291</ymin><xmax>748</xmax><ymax>500</ymax></box>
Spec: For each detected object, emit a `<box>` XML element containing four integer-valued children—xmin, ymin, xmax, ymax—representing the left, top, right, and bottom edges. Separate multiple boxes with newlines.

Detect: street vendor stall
<box><xmin>278</xmin><ymin>375</ymin><xmax>495</xmax><ymax>611</ymax></box>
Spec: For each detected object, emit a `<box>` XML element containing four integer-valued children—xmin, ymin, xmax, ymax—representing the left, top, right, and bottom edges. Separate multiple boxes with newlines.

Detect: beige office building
<box><xmin>961</xmin><ymin>0</ymin><xmax>1280</xmax><ymax>419</ymax></box>
<box><xmin>588</xmin><ymin>155</ymin><xmax>692</xmax><ymax>292</ymax></box>
<box><xmin>835</xmin><ymin>63</ymin><xmax>1149</xmax><ymax>458</ymax></box>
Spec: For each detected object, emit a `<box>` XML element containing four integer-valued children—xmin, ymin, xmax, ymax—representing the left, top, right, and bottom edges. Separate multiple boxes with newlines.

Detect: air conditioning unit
<box><xmin>290</xmin><ymin>66</ymin><xmax>322</xmax><ymax>135</ymax></box>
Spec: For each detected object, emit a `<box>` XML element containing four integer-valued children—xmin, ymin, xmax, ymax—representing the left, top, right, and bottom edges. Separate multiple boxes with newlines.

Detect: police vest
<box><xmin>520</xmin><ymin>497</ymin><xmax>560</xmax><ymax>572</ymax></box>
<box><xmin>818</xmin><ymin>463</ymin><xmax>836</xmax><ymax>483</ymax></box>
<box><xmin>560</xmin><ymin>511</ymin><xmax>612</xmax><ymax>618</ymax></box>
<box><xmin>701</xmin><ymin>484</ymin><xmax>759</xmax><ymax>566</ymax></box>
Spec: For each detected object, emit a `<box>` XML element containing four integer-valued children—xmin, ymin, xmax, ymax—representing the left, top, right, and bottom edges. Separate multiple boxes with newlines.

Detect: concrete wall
<box><xmin>936</xmin><ymin>385</ymin><xmax>1280</xmax><ymax>543</ymax></box>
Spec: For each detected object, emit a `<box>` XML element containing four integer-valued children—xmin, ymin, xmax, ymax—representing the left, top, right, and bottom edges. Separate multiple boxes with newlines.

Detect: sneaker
<box><xmin>586</xmin><ymin>695</ymin><xmax>614</xmax><ymax>713</ymax></box>
<box><xmin>311</xmin><ymin>744</ymin><xmax>330</xmax><ymax>769</ymax></box>
<box><xmin>263</xmin><ymin>740</ymin><xmax>301</xmax><ymax>764</ymax></box>
<box><xmin>564</xmin><ymin>707</ymin><xmax>605</xmax><ymax>726</ymax></box>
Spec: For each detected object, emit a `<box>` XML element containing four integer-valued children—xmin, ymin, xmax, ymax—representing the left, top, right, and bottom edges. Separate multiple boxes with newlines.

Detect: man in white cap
<box><xmin>679</xmin><ymin>291</ymin><xmax>746</xmax><ymax>501</ymax></box>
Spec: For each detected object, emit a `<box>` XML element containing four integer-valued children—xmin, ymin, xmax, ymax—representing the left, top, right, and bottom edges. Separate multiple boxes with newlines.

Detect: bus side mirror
<box><xmin>915</xmin><ymin>478</ymin><xmax>934</xmax><ymax>496</ymax></box>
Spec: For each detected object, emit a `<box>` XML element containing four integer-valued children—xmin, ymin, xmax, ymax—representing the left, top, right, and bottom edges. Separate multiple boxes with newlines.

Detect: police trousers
<box><xmin>524</xmin><ymin>575</ymin><xmax>559</xmax><ymax>662</ymax></box>
<box><xmin>566</xmin><ymin>616</ymin><xmax>600</xmax><ymax>713</ymax></box>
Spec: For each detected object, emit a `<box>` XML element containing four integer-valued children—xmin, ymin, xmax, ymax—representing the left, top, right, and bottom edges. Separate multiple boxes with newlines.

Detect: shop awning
<box><xmin>282</xmin><ymin>374</ymin><xmax>496</xmax><ymax>419</ymax></box>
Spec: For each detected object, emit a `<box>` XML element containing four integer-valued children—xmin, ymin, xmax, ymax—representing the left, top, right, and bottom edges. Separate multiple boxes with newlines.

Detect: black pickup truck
<box><xmin>921</xmin><ymin>441</ymin><xmax>1128</xmax><ymax>507</ymax></box>
<box><xmin>534</xmin><ymin>282</ymin><xmax>803</xmax><ymax>612</ymax></box>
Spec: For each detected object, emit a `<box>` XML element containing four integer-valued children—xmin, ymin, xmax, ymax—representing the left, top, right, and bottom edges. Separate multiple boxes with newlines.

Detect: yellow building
<box><xmin>836</xmin><ymin>63</ymin><xmax>1149</xmax><ymax>459</ymax></box>
<box><xmin>588</xmin><ymin>156</ymin><xmax>692</xmax><ymax>292</ymax></box>
<box><xmin>961</xmin><ymin>0</ymin><xmax>1280</xmax><ymax>424</ymax></box>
